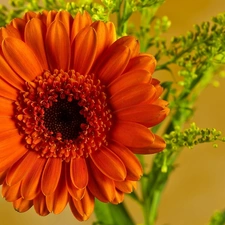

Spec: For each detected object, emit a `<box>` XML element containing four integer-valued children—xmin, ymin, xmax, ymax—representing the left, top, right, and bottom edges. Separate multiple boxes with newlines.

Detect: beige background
<box><xmin>0</xmin><ymin>0</ymin><xmax>225</xmax><ymax>225</ymax></box>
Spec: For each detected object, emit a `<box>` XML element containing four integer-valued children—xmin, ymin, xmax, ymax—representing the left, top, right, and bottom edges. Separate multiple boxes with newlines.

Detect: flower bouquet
<box><xmin>0</xmin><ymin>0</ymin><xmax>225</xmax><ymax>225</ymax></box>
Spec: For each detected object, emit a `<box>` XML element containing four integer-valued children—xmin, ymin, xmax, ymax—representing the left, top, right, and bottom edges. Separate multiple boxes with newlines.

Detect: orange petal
<box><xmin>0</xmin><ymin>170</ymin><xmax>7</xmax><ymax>185</ymax></box>
<box><xmin>1</xmin><ymin>25</ymin><xmax>21</xmax><ymax>39</ymax></box>
<box><xmin>23</xmin><ymin>11</ymin><xmax>37</xmax><ymax>21</ymax></box>
<box><xmin>2</xmin><ymin>181</ymin><xmax>21</xmax><ymax>201</ymax></box>
<box><xmin>55</xmin><ymin>10</ymin><xmax>73</xmax><ymax>37</ymax></box>
<box><xmin>46</xmin><ymin>163</ymin><xmax>68</xmax><ymax>214</ymax></box>
<box><xmin>90</xmin><ymin>146</ymin><xmax>126</xmax><ymax>181</ymax></box>
<box><xmin>110</xmin><ymin>83</ymin><xmax>156</xmax><ymax>110</ymax></box>
<box><xmin>45</xmin><ymin>10</ymin><xmax>58</xmax><ymax>27</ymax></box>
<box><xmin>125</xmin><ymin>54</ymin><xmax>156</xmax><ymax>74</ymax></box>
<box><xmin>0</xmin><ymin>116</ymin><xmax>17</xmax><ymax>132</ymax></box>
<box><xmin>0</xmin><ymin>29</ymin><xmax>3</xmax><ymax>43</ymax></box>
<box><xmin>6</xmin><ymin>151</ymin><xmax>39</xmax><ymax>186</ymax></box>
<box><xmin>130</xmin><ymin>134</ymin><xmax>166</xmax><ymax>154</ymax></box>
<box><xmin>66</xmin><ymin>179</ymin><xmax>85</xmax><ymax>201</ymax></box>
<box><xmin>111</xmin><ymin>121</ymin><xmax>155</xmax><ymax>148</ymax></box>
<box><xmin>65</xmin><ymin>163</ymin><xmax>85</xmax><ymax>200</ymax></box>
<box><xmin>111</xmin><ymin>189</ymin><xmax>124</xmax><ymax>204</ymax></box>
<box><xmin>71</xmin><ymin>27</ymin><xmax>97</xmax><ymax>75</ymax></box>
<box><xmin>70</xmin><ymin>157</ymin><xmax>88</xmax><ymax>189</ymax></box>
<box><xmin>10</xmin><ymin>18</ymin><xmax>26</xmax><ymax>39</ymax></box>
<box><xmin>21</xmin><ymin>157</ymin><xmax>46</xmax><ymax>200</ymax></box>
<box><xmin>0</xmin><ymin>129</ymin><xmax>25</xmax><ymax>162</ymax></box>
<box><xmin>36</xmin><ymin>10</ymin><xmax>48</xmax><ymax>23</ymax></box>
<box><xmin>69</xmin><ymin>189</ymin><xmax>94</xmax><ymax>221</ymax></box>
<box><xmin>114</xmin><ymin>104</ymin><xmax>167</xmax><ymax>127</ymax></box>
<box><xmin>87</xmin><ymin>159</ymin><xmax>115</xmax><ymax>203</ymax></box>
<box><xmin>0</xmin><ymin>97</ymin><xmax>14</xmax><ymax>116</ymax></box>
<box><xmin>24</xmin><ymin>18</ymin><xmax>49</xmax><ymax>69</ymax></box>
<box><xmin>0</xmin><ymin>138</ymin><xmax>28</xmax><ymax>172</ymax></box>
<box><xmin>0</xmin><ymin>128</ymin><xmax>21</xmax><ymax>144</ymax></box>
<box><xmin>71</xmin><ymin>11</ymin><xmax>92</xmax><ymax>42</ymax></box>
<box><xmin>0</xmin><ymin>153</ymin><xmax>27</xmax><ymax>174</ymax></box>
<box><xmin>151</xmin><ymin>78</ymin><xmax>164</xmax><ymax>99</ymax></box>
<box><xmin>94</xmin><ymin>45</ymin><xmax>130</xmax><ymax>84</ymax></box>
<box><xmin>113</xmin><ymin>36</ymin><xmax>140</xmax><ymax>58</ymax></box>
<box><xmin>0</xmin><ymin>55</ymin><xmax>24</xmax><ymax>90</ymax></box>
<box><xmin>45</xmin><ymin>20</ymin><xmax>71</xmax><ymax>71</ymax></box>
<box><xmin>41</xmin><ymin>157</ymin><xmax>62</xmax><ymax>196</ymax></box>
<box><xmin>153</xmin><ymin>99</ymin><xmax>170</xmax><ymax>110</ymax></box>
<box><xmin>107</xmin><ymin>69</ymin><xmax>151</xmax><ymax>95</ymax></box>
<box><xmin>106</xmin><ymin>22</ymin><xmax>117</xmax><ymax>46</ymax></box>
<box><xmin>109</xmin><ymin>141</ymin><xmax>143</xmax><ymax>180</ymax></box>
<box><xmin>91</xmin><ymin>21</ymin><xmax>116</xmax><ymax>59</ymax></box>
<box><xmin>13</xmin><ymin>198</ymin><xmax>33</xmax><ymax>213</ymax></box>
<box><xmin>115</xmin><ymin>180</ymin><xmax>137</xmax><ymax>193</ymax></box>
<box><xmin>0</xmin><ymin>129</ymin><xmax>21</xmax><ymax>148</ymax></box>
<box><xmin>33</xmin><ymin>192</ymin><xmax>50</xmax><ymax>216</ymax></box>
<box><xmin>0</xmin><ymin>78</ymin><xmax>18</xmax><ymax>100</ymax></box>
<box><xmin>2</xmin><ymin>37</ymin><xmax>43</xmax><ymax>81</ymax></box>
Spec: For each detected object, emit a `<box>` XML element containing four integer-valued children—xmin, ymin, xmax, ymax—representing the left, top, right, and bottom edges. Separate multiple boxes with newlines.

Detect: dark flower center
<box><xmin>15</xmin><ymin>69</ymin><xmax>112</xmax><ymax>161</ymax></box>
<box><xmin>44</xmin><ymin>98</ymin><xmax>86</xmax><ymax>140</ymax></box>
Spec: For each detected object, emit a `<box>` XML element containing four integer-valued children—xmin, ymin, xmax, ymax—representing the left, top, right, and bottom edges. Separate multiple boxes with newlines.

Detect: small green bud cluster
<box><xmin>164</xmin><ymin>123</ymin><xmax>225</xmax><ymax>151</ymax></box>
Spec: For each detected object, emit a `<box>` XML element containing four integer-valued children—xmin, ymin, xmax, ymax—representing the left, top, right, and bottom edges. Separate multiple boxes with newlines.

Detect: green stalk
<box><xmin>144</xmin><ymin>150</ymin><xmax>180</xmax><ymax>225</ymax></box>
<box><xmin>116</xmin><ymin>0</ymin><xmax>130</xmax><ymax>36</ymax></box>
<box><xmin>149</xmin><ymin>191</ymin><xmax>161</xmax><ymax>225</ymax></box>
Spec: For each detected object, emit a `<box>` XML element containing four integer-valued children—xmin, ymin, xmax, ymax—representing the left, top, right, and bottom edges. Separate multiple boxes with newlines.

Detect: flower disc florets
<box><xmin>15</xmin><ymin>69</ymin><xmax>112</xmax><ymax>161</ymax></box>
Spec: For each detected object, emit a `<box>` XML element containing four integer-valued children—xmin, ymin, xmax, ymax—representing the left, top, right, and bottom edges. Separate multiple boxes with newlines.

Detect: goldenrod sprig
<box><xmin>165</xmin><ymin>123</ymin><xmax>225</xmax><ymax>151</ymax></box>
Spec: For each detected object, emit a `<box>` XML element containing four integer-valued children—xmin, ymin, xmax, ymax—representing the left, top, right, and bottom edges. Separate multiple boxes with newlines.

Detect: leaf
<box><xmin>94</xmin><ymin>200</ymin><xmax>135</xmax><ymax>225</ymax></box>
<box><xmin>108</xmin><ymin>203</ymin><xmax>135</xmax><ymax>225</ymax></box>
<box><xmin>94</xmin><ymin>200</ymin><xmax>114</xmax><ymax>225</ymax></box>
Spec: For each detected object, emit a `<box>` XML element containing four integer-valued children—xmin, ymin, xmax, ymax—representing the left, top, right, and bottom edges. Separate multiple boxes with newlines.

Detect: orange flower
<box><xmin>0</xmin><ymin>11</ymin><xmax>169</xmax><ymax>220</ymax></box>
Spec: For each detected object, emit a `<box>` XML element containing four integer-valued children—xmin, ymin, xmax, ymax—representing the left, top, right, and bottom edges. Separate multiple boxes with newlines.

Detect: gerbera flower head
<box><xmin>0</xmin><ymin>10</ymin><xmax>169</xmax><ymax>220</ymax></box>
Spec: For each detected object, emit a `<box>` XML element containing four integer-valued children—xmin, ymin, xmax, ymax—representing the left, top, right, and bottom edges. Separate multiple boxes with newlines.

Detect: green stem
<box><xmin>116</xmin><ymin>0</ymin><xmax>130</xmax><ymax>36</ymax></box>
<box><xmin>143</xmin><ymin>204</ymin><xmax>151</xmax><ymax>225</ymax></box>
<box><xmin>156</xmin><ymin>43</ymin><xmax>195</xmax><ymax>71</ymax></box>
<box><xmin>139</xmin><ymin>6</ymin><xmax>161</xmax><ymax>52</ymax></box>
<box><xmin>149</xmin><ymin>191</ymin><xmax>161</xmax><ymax>225</ymax></box>
<box><xmin>141</xmin><ymin>143</ymin><xmax>182</xmax><ymax>225</ymax></box>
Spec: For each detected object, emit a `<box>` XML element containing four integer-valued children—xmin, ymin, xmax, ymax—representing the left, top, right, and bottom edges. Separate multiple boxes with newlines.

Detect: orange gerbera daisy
<box><xmin>0</xmin><ymin>10</ymin><xmax>169</xmax><ymax>220</ymax></box>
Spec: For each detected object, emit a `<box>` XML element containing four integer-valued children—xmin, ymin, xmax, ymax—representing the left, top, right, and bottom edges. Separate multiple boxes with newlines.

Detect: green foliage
<box><xmin>94</xmin><ymin>200</ymin><xmax>135</xmax><ymax>225</ymax></box>
<box><xmin>165</xmin><ymin>123</ymin><xmax>225</xmax><ymax>151</ymax></box>
<box><xmin>209</xmin><ymin>210</ymin><xmax>225</xmax><ymax>225</ymax></box>
<box><xmin>154</xmin><ymin>14</ymin><xmax>225</xmax><ymax>135</ymax></box>
<box><xmin>0</xmin><ymin>4</ymin><xmax>8</xmax><ymax>27</ymax></box>
<box><xmin>0</xmin><ymin>0</ymin><xmax>165</xmax><ymax>27</ymax></box>
<box><xmin>105</xmin><ymin>0</ymin><xmax>165</xmax><ymax>36</ymax></box>
<box><xmin>66</xmin><ymin>0</ymin><xmax>109</xmax><ymax>21</ymax></box>
<box><xmin>139</xmin><ymin>123</ymin><xmax>225</xmax><ymax>225</ymax></box>
<box><xmin>0</xmin><ymin>0</ymin><xmax>112</xmax><ymax>25</ymax></box>
<box><xmin>137</xmin><ymin>12</ymin><xmax>171</xmax><ymax>52</ymax></box>
<box><xmin>156</xmin><ymin>14</ymin><xmax>225</xmax><ymax>66</ymax></box>
<box><xmin>155</xmin><ymin>13</ymin><xmax>225</xmax><ymax>100</ymax></box>
<box><xmin>0</xmin><ymin>0</ymin><xmax>66</xmax><ymax>26</ymax></box>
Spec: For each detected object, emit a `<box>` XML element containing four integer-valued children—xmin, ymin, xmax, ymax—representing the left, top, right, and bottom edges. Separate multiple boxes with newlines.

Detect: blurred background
<box><xmin>0</xmin><ymin>0</ymin><xmax>225</xmax><ymax>225</ymax></box>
